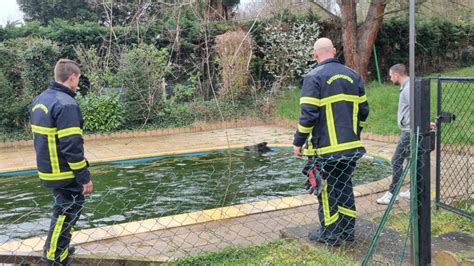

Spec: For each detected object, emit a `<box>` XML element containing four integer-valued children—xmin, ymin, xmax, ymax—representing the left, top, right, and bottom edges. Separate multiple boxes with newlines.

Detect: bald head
<box><xmin>313</xmin><ymin>37</ymin><xmax>336</xmax><ymax>63</ymax></box>
<box><xmin>314</xmin><ymin>38</ymin><xmax>334</xmax><ymax>53</ymax></box>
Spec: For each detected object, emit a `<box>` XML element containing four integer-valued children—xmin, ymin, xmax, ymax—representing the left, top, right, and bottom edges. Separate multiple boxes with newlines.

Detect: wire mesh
<box><xmin>437</xmin><ymin>78</ymin><xmax>474</xmax><ymax>218</ymax></box>
<box><xmin>0</xmin><ymin>131</ymin><xmax>432</xmax><ymax>265</ymax></box>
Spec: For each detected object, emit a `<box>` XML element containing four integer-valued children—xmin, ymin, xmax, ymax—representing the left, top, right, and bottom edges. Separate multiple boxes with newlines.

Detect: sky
<box><xmin>0</xmin><ymin>0</ymin><xmax>24</xmax><ymax>26</ymax></box>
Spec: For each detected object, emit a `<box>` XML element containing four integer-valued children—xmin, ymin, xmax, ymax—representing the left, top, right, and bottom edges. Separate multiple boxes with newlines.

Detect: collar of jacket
<box><xmin>49</xmin><ymin>81</ymin><xmax>77</xmax><ymax>98</ymax></box>
<box><xmin>317</xmin><ymin>57</ymin><xmax>340</xmax><ymax>66</ymax></box>
<box><xmin>400</xmin><ymin>78</ymin><xmax>410</xmax><ymax>92</ymax></box>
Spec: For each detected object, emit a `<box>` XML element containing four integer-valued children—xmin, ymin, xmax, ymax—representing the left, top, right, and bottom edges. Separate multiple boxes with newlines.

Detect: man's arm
<box><xmin>55</xmin><ymin>104</ymin><xmax>92</xmax><ymax>191</ymax></box>
<box><xmin>293</xmin><ymin>75</ymin><xmax>321</xmax><ymax>155</ymax></box>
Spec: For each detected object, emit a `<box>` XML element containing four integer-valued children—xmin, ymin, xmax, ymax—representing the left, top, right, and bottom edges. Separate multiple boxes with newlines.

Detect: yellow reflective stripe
<box><xmin>300</xmin><ymin>94</ymin><xmax>366</xmax><ymax>107</ymax></box>
<box><xmin>321</xmin><ymin>181</ymin><xmax>339</xmax><ymax>226</ymax></box>
<box><xmin>47</xmin><ymin>215</ymin><xmax>66</xmax><ymax>260</ymax></box>
<box><xmin>326</xmin><ymin>104</ymin><xmax>337</xmax><ymax>146</ymax></box>
<box><xmin>32</xmin><ymin>104</ymin><xmax>49</xmax><ymax>114</ymax></box>
<box><xmin>339</xmin><ymin>206</ymin><xmax>357</xmax><ymax>217</ymax></box>
<box><xmin>68</xmin><ymin>160</ymin><xmax>87</xmax><ymax>170</ymax></box>
<box><xmin>316</xmin><ymin>140</ymin><xmax>363</xmax><ymax>155</ymax></box>
<box><xmin>298</xmin><ymin>124</ymin><xmax>313</xmax><ymax>134</ymax></box>
<box><xmin>327</xmin><ymin>74</ymin><xmax>354</xmax><ymax>85</ymax></box>
<box><xmin>300</xmin><ymin>97</ymin><xmax>322</xmax><ymax>106</ymax></box>
<box><xmin>58</xmin><ymin>127</ymin><xmax>82</xmax><ymax>138</ymax></box>
<box><xmin>31</xmin><ymin>125</ymin><xmax>57</xmax><ymax>135</ymax></box>
<box><xmin>49</xmin><ymin>135</ymin><xmax>60</xmax><ymax>173</ymax></box>
<box><xmin>353</xmin><ymin>102</ymin><xmax>359</xmax><ymax>134</ymax></box>
<box><xmin>59</xmin><ymin>248</ymin><xmax>69</xmax><ymax>262</ymax></box>
<box><xmin>321</xmin><ymin>94</ymin><xmax>360</xmax><ymax>105</ymax></box>
<box><xmin>39</xmin><ymin>171</ymin><xmax>75</xmax><ymax>181</ymax></box>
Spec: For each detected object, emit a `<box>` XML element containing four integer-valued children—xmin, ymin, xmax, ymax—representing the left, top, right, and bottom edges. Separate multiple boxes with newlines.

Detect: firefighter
<box><xmin>293</xmin><ymin>38</ymin><xmax>369</xmax><ymax>246</ymax></box>
<box><xmin>30</xmin><ymin>59</ymin><xmax>93</xmax><ymax>265</ymax></box>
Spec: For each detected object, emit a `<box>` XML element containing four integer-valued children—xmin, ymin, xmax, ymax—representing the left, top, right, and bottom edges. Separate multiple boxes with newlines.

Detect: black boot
<box><xmin>308</xmin><ymin>228</ymin><xmax>324</xmax><ymax>241</ymax></box>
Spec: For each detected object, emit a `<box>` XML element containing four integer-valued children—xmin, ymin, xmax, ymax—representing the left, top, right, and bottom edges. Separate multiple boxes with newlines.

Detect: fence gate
<box><xmin>435</xmin><ymin>77</ymin><xmax>474</xmax><ymax>219</ymax></box>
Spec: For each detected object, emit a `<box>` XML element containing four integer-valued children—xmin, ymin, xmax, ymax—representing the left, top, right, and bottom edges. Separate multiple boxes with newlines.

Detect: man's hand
<box><xmin>82</xmin><ymin>180</ymin><xmax>93</xmax><ymax>195</ymax></box>
<box><xmin>293</xmin><ymin>145</ymin><xmax>303</xmax><ymax>157</ymax></box>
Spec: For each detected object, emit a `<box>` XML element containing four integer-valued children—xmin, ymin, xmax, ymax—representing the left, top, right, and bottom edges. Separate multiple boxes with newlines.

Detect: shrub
<box><xmin>258</xmin><ymin>20</ymin><xmax>320</xmax><ymax>91</ymax></box>
<box><xmin>156</xmin><ymin>102</ymin><xmax>195</xmax><ymax>128</ymax></box>
<box><xmin>215</xmin><ymin>29</ymin><xmax>253</xmax><ymax>100</ymax></box>
<box><xmin>0</xmin><ymin>72</ymin><xmax>32</xmax><ymax>131</ymax></box>
<box><xmin>21</xmin><ymin>38</ymin><xmax>62</xmax><ymax>96</ymax></box>
<box><xmin>118</xmin><ymin>44</ymin><xmax>172</xmax><ymax>125</ymax></box>
<box><xmin>77</xmin><ymin>92</ymin><xmax>125</xmax><ymax>132</ymax></box>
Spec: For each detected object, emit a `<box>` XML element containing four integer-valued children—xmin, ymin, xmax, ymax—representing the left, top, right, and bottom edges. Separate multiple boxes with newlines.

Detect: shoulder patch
<box><xmin>327</xmin><ymin>74</ymin><xmax>354</xmax><ymax>85</ymax></box>
<box><xmin>32</xmin><ymin>104</ymin><xmax>49</xmax><ymax>114</ymax></box>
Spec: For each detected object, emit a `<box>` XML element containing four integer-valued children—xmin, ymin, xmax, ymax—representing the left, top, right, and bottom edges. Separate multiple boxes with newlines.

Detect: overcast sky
<box><xmin>0</xmin><ymin>0</ymin><xmax>24</xmax><ymax>26</ymax></box>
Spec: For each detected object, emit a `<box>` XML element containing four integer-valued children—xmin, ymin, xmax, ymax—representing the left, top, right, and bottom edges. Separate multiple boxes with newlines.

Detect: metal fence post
<box><xmin>435</xmin><ymin>77</ymin><xmax>442</xmax><ymax>210</ymax></box>
<box><xmin>413</xmin><ymin>78</ymin><xmax>432</xmax><ymax>265</ymax></box>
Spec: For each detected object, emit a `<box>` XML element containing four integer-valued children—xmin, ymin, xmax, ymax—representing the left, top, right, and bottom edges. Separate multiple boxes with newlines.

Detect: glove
<box><xmin>304</xmin><ymin>166</ymin><xmax>324</xmax><ymax>196</ymax></box>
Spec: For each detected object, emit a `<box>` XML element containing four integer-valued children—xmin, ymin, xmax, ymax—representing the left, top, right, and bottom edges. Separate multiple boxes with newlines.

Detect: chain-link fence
<box><xmin>0</xmin><ymin>132</ymin><xmax>431</xmax><ymax>265</ymax></box>
<box><xmin>435</xmin><ymin>77</ymin><xmax>474</xmax><ymax>219</ymax></box>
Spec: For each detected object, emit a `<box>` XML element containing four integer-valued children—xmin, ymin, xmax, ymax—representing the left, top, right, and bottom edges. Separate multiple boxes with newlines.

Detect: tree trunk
<box><xmin>340</xmin><ymin>0</ymin><xmax>386</xmax><ymax>82</ymax></box>
<box><xmin>340</xmin><ymin>0</ymin><xmax>358</xmax><ymax>71</ymax></box>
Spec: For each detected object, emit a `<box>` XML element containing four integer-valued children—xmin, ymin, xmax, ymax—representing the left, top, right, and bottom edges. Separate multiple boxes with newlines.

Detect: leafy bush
<box><xmin>77</xmin><ymin>92</ymin><xmax>125</xmax><ymax>132</ymax></box>
<box><xmin>258</xmin><ymin>20</ymin><xmax>320</xmax><ymax>90</ymax></box>
<box><xmin>21</xmin><ymin>38</ymin><xmax>62</xmax><ymax>96</ymax></box>
<box><xmin>375</xmin><ymin>17</ymin><xmax>473</xmax><ymax>77</ymax></box>
<box><xmin>156</xmin><ymin>102</ymin><xmax>195</xmax><ymax>128</ymax></box>
<box><xmin>118</xmin><ymin>44</ymin><xmax>171</xmax><ymax>125</ymax></box>
<box><xmin>0</xmin><ymin>72</ymin><xmax>32</xmax><ymax>131</ymax></box>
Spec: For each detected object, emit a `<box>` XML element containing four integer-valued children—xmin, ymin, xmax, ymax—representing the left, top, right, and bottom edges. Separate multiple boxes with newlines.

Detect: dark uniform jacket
<box><xmin>293</xmin><ymin>58</ymin><xmax>369</xmax><ymax>157</ymax></box>
<box><xmin>30</xmin><ymin>81</ymin><xmax>90</xmax><ymax>189</ymax></box>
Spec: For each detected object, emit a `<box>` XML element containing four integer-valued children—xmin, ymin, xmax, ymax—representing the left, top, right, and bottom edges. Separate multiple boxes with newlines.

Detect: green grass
<box><xmin>169</xmin><ymin>239</ymin><xmax>356</xmax><ymax>265</ymax></box>
<box><xmin>274</xmin><ymin>86</ymin><xmax>301</xmax><ymax>121</ymax></box>
<box><xmin>378</xmin><ymin>208</ymin><xmax>474</xmax><ymax>237</ymax></box>
<box><xmin>274</xmin><ymin>66</ymin><xmax>474</xmax><ymax>142</ymax></box>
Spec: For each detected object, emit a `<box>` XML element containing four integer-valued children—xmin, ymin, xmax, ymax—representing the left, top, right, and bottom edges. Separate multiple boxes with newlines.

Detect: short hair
<box><xmin>54</xmin><ymin>59</ymin><xmax>80</xmax><ymax>82</ymax></box>
<box><xmin>390</xmin><ymin>64</ymin><xmax>408</xmax><ymax>76</ymax></box>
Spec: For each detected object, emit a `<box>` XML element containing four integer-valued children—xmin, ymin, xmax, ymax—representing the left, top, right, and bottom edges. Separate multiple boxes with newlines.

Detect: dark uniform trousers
<box><xmin>313</xmin><ymin>157</ymin><xmax>358</xmax><ymax>237</ymax></box>
<box><xmin>43</xmin><ymin>182</ymin><xmax>84</xmax><ymax>265</ymax></box>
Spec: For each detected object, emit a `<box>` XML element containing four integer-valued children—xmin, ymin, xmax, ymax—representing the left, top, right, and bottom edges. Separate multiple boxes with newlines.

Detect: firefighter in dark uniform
<box><xmin>293</xmin><ymin>38</ymin><xmax>369</xmax><ymax>246</ymax></box>
<box><xmin>30</xmin><ymin>59</ymin><xmax>93</xmax><ymax>265</ymax></box>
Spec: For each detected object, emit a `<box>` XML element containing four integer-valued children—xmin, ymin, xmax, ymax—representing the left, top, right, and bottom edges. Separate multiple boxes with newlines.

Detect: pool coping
<box><xmin>0</xmin><ymin>145</ymin><xmax>395</xmax><ymax>255</ymax></box>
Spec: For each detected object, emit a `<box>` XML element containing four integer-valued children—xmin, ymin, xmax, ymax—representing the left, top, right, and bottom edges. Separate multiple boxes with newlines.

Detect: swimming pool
<box><xmin>0</xmin><ymin>149</ymin><xmax>390</xmax><ymax>241</ymax></box>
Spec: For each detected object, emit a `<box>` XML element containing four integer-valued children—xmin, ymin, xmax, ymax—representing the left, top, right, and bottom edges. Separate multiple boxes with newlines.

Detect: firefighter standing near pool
<box><xmin>293</xmin><ymin>38</ymin><xmax>369</xmax><ymax>246</ymax></box>
<box><xmin>30</xmin><ymin>59</ymin><xmax>92</xmax><ymax>265</ymax></box>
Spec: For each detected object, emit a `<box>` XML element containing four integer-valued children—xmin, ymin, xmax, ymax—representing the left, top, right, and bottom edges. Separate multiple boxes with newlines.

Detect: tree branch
<box><xmin>307</xmin><ymin>0</ymin><xmax>341</xmax><ymax>20</ymax></box>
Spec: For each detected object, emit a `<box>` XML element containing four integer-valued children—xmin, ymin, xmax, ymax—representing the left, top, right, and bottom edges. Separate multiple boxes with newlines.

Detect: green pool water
<box><xmin>0</xmin><ymin>149</ymin><xmax>390</xmax><ymax>242</ymax></box>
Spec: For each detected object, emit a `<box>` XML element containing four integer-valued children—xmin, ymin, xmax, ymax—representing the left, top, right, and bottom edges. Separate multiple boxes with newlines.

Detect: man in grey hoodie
<box><xmin>377</xmin><ymin>64</ymin><xmax>411</xmax><ymax>204</ymax></box>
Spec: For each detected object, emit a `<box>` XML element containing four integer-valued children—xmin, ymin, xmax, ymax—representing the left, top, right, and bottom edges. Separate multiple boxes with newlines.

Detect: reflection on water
<box><xmin>0</xmin><ymin>149</ymin><xmax>390</xmax><ymax>241</ymax></box>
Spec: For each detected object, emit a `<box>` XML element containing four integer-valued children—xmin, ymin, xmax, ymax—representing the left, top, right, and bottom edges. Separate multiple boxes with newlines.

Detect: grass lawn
<box><xmin>169</xmin><ymin>239</ymin><xmax>356</xmax><ymax>265</ymax></box>
<box><xmin>377</xmin><ymin>208</ymin><xmax>474</xmax><ymax>237</ymax></box>
<box><xmin>275</xmin><ymin>66</ymin><xmax>474</xmax><ymax>142</ymax></box>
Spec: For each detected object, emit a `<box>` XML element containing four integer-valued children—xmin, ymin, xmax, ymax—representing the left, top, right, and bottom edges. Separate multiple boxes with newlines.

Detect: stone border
<box><xmin>0</xmin><ymin>118</ymin><xmax>401</xmax><ymax>148</ymax></box>
<box><xmin>0</xmin><ymin>171</ymin><xmax>393</xmax><ymax>254</ymax></box>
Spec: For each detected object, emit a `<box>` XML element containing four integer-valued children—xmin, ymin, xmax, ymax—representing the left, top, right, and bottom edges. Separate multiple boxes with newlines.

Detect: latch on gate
<box><xmin>437</xmin><ymin>112</ymin><xmax>456</xmax><ymax>124</ymax></box>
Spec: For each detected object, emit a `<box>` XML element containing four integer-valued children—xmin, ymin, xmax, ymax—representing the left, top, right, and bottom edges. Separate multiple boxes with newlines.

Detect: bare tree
<box><xmin>340</xmin><ymin>0</ymin><xmax>386</xmax><ymax>82</ymax></box>
<box><xmin>306</xmin><ymin>0</ymin><xmax>387</xmax><ymax>81</ymax></box>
